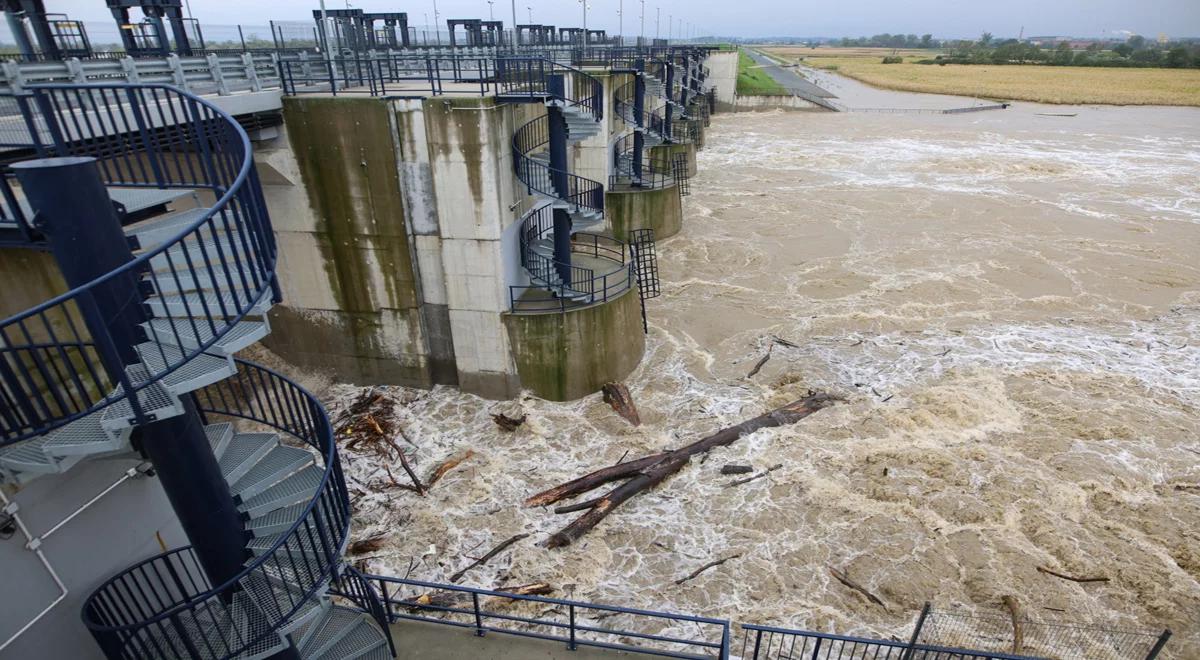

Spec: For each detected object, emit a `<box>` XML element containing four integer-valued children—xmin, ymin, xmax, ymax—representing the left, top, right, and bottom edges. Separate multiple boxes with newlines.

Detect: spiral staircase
<box><xmin>612</xmin><ymin>74</ymin><xmax>672</xmax><ymax>188</ymax></box>
<box><xmin>0</xmin><ymin>83</ymin><xmax>391</xmax><ymax>659</ymax></box>
<box><xmin>502</xmin><ymin>58</ymin><xmax>634</xmax><ymax>307</ymax></box>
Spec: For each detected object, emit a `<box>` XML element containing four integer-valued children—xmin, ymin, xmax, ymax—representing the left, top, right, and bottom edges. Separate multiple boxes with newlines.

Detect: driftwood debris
<box><xmin>426</xmin><ymin>450</ymin><xmax>476</xmax><ymax>487</ymax></box>
<box><xmin>602</xmin><ymin>383</ymin><xmax>642</xmax><ymax>426</ymax></box>
<box><xmin>675</xmin><ymin>553</ymin><xmax>742</xmax><ymax>585</ymax></box>
<box><xmin>449</xmin><ymin>533</ymin><xmax>531</xmax><ymax>583</ymax></box>
<box><xmin>747</xmin><ymin>345</ymin><xmax>774</xmax><ymax>378</ymax></box>
<box><xmin>348</xmin><ymin>535</ymin><xmax>388</xmax><ymax>555</ymax></box>
<box><xmin>1002</xmin><ymin>595</ymin><xmax>1024</xmax><ymax>655</ymax></box>
<box><xmin>1036</xmin><ymin>566</ymin><xmax>1110</xmax><ymax>584</ymax></box>
<box><xmin>720</xmin><ymin>464</ymin><xmax>754</xmax><ymax>475</ymax></box>
<box><xmin>492</xmin><ymin>413</ymin><xmax>527</xmax><ymax>432</ymax></box>
<box><xmin>827</xmin><ymin>565</ymin><xmax>885</xmax><ymax>608</ymax></box>
<box><xmin>397</xmin><ymin>452</ymin><xmax>427</xmax><ymax>495</ymax></box>
<box><xmin>725</xmin><ymin>463</ymin><xmax>783</xmax><ymax>488</ymax></box>
<box><xmin>526</xmin><ymin>392</ymin><xmax>842</xmax><ymax>548</ymax></box>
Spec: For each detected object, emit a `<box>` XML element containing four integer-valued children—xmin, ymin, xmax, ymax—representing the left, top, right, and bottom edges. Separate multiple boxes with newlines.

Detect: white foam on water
<box><xmin>330</xmin><ymin>107</ymin><xmax>1200</xmax><ymax>657</ymax></box>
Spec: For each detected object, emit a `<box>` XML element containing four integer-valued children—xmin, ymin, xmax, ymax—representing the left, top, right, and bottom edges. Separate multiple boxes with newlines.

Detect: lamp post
<box><xmin>655</xmin><ymin>6</ymin><xmax>659</xmax><ymax>40</ymax></box>
<box><xmin>487</xmin><ymin>0</ymin><xmax>494</xmax><ymax>20</ymax></box>
<box><xmin>639</xmin><ymin>0</ymin><xmax>644</xmax><ymax>45</ymax></box>
<box><xmin>618</xmin><ymin>0</ymin><xmax>622</xmax><ymax>44</ymax></box>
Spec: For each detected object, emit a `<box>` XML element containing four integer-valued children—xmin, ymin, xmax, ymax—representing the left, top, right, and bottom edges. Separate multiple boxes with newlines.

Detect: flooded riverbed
<box><xmin>333</xmin><ymin>100</ymin><xmax>1200</xmax><ymax>656</ymax></box>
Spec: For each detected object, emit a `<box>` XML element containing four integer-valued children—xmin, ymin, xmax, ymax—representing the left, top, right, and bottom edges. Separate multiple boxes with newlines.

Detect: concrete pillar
<box><xmin>6</xmin><ymin>11</ymin><xmax>35</xmax><ymax>59</ymax></box>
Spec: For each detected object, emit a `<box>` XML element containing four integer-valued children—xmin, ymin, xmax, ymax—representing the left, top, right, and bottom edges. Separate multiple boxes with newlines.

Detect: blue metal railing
<box><xmin>511</xmin><ymin>203</ymin><xmax>633</xmax><ymax>313</ymax></box>
<box><xmin>364</xmin><ymin>574</ymin><xmax>731</xmax><ymax>659</ymax></box>
<box><xmin>511</xmin><ymin>114</ymin><xmax>605</xmax><ymax>214</ymax></box>
<box><xmin>738</xmin><ymin>623</ymin><xmax>1045</xmax><ymax>660</ymax></box>
<box><xmin>610</xmin><ymin>132</ymin><xmax>674</xmax><ymax>189</ymax></box>
<box><xmin>82</xmin><ymin>359</ymin><xmax>350</xmax><ymax>659</ymax></box>
<box><xmin>279</xmin><ymin>53</ymin><xmax>500</xmax><ymax>97</ymax></box>
<box><xmin>0</xmin><ymin>83</ymin><xmax>278</xmax><ymax>446</ymax></box>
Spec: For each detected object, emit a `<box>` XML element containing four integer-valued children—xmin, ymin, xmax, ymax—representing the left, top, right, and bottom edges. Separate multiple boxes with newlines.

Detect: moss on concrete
<box><xmin>605</xmin><ymin>184</ymin><xmax>683</xmax><ymax>242</ymax></box>
<box><xmin>276</xmin><ymin>96</ymin><xmax>431</xmax><ymax>385</ymax></box>
<box><xmin>651</xmin><ymin>142</ymin><xmax>697</xmax><ymax>179</ymax></box>
<box><xmin>502</xmin><ymin>290</ymin><xmax>645</xmax><ymax>401</ymax></box>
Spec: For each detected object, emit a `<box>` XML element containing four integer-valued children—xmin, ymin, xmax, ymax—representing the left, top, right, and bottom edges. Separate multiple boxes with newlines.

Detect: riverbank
<box><xmin>763</xmin><ymin>47</ymin><xmax>1200</xmax><ymax>106</ymax></box>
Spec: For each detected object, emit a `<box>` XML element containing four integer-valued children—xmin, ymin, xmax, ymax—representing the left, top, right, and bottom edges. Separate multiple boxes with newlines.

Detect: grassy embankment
<box><xmin>764</xmin><ymin>47</ymin><xmax>1200</xmax><ymax>106</ymax></box>
<box><xmin>736</xmin><ymin>49</ymin><xmax>788</xmax><ymax>96</ymax></box>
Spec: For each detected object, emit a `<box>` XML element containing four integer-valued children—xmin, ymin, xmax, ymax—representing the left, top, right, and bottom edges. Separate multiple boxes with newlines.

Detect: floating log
<box><xmin>1036</xmin><ymin>566</ymin><xmax>1109</xmax><ymax>584</ymax></box>
<box><xmin>526</xmin><ymin>392</ymin><xmax>842</xmax><ymax>548</ymax></box>
<box><xmin>492</xmin><ymin>413</ymin><xmax>527</xmax><ymax>432</ymax></box>
<box><xmin>725</xmin><ymin>463</ymin><xmax>783</xmax><ymax>488</ymax></box>
<box><xmin>449</xmin><ymin>533</ymin><xmax>531</xmax><ymax>583</ymax></box>
<box><xmin>828</xmin><ymin>565</ymin><xmax>885</xmax><ymax>608</ymax></box>
<box><xmin>602</xmin><ymin>383</ymin><xmax>642</xmax><ymax>426</ymax></box>
<box><xmin>675</xmin><ymin>554</ymin><xmax>743</xmax><ymax>585</ymax></box>
<box><xmin>747</xmin><ymin>345</ymin><xmax>773</xmax><ymax>378</ymax></box>
<box><xmin>348</xmin><ymin>535</ymin><xmax>388</xmax><ymax>555</ymax></box>
<box><xmin>1002</xmin><ymin>595</ymin><xmax>1024</xmax><ymax>655</ymax></box>
<box><xmin>720</xmin><ymin>464</ymin><xmax>754</xmax><ymax>475</ymax></box>
<box><xmin>426</xmin><ymin>450</ymin><xmax>476</xmax><ymax>487</ymax></box>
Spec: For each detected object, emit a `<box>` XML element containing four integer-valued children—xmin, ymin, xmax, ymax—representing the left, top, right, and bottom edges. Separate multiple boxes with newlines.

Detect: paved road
<box><xmin>745</xmin><ymin>49</ymin><xmax>836</xmax><ymax>100</ymax></box>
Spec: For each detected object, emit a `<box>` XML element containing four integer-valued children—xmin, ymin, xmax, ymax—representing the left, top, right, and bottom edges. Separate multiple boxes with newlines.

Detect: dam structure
<box><xmin>0</xmin><ymin>5</ymin><xmax>1172</xmax><ymax>660</ymax></box>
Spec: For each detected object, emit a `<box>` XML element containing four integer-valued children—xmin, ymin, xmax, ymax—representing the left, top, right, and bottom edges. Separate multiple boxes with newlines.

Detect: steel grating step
<box><xmin>299</xmin><ymin>606</ymin><xmax>370</xmax><ymax>659</ymax></box>
<box><xmin>100</xmin><ymin>365</ymin><xmax>185</xmax><ymax>433</ymax></box>
<box><xmin>145</xmin><ymin>233</ymin><xmax>249</xmax><ymax>272</ymax></box>
<box><xmin>310</xmin><ymin>615</ymin><xmax>387</xmax><ymax>660</ymax></box>
<box><xmin>143</xmin><ymin>266</ymin><xmax>257</xmax><ymax>296</ymax></box>
<box><xmin>144</xmin><ymin>289</ymin><xmax>272</xmax><ymax>319</ymax></box>
<box><xmin>0</xmin><ymin>437</ymin><xmax>85</xmax><ymax>477</ymax></box>
<box><xmin>205</xmin><ymin>422</ymin><xmax>234</xmax><ymax>461</ymax></box>
<box><xmin>288</xmin><ymin>599</ymin><xmax>331</xmax><ymax>649</ymax></box>
<box><xmin>239</xmin><ymin>464</ymin><xmax>324</xmax><ymax>519</ymax></box>
<box><xmin>231</xmin><ymin>445</ymin><xmax>315</xmax><ymax>503</ymax></box>
<box><xmin>245</xmin><ymin>501</ymin><xmax>309</xmax><ymax>538</ymax></box>
<box><xmin>219</xmin><ymin>433</ymin><xmax>279</xmax><ymax>485</ymax></box>
<box><xmin>141</xmin><ymin>318</ymin><xmax>269</xmax><ymax>357</ymax></box>
<box><xmin>40</xmin><ymin>408</ymin><xmax>131</xmax><ymax>457</ymax></box>
<box><xmin>239</xmin><ymin>569</ymin><xmax>323</xmax><ymax>625</ymax></box>
<box><xmin>133</xmin><ymin>342</ymin><xmax>236</xmax><ymax>396</ymax></box>
<box><xmin>125</xmin><ymin>206</ymin><xmax>214</xmax><ymax>250</ymax></box>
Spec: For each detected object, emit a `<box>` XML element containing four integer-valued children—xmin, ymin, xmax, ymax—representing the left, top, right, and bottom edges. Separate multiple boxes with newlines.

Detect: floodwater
<box><xmin>331</xmin><ymin>94</ymin><xmax>1200</xmax><ymax>657</ymax></box>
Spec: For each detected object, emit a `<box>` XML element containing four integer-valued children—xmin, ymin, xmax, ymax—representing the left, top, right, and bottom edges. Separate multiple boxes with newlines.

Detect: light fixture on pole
<box><xmin>667</xmin><ymin>12</ymin><xmax>671</xmax><ymax>42</ymax></box>
<box><xmin>617</xmin><ymin>0</ymin><xmax>622</xmax><ymax>43</ymax></box>
<box><xmin>639</xmin><ymin>0</ymin><xmax>645</xmax><ymax>45</ymax></box>
<box><xmin>655</xmin><ymin>6</ymin><xmax>659</xmax><ymax>40</ymax></box>
<box><xmin>487</xmin><ymin>0</ymin><xmax>494</xmax><ymax>20</ymax></box>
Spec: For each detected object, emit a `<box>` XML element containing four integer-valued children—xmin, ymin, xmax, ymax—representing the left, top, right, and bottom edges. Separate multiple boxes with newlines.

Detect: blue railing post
<box><xmin>472</xmin><ymin>592</ymin><xmax>486</xmax><ymax>637</ymax></box>
<box><xmin>569</xmin><ymin>604</ymin><xmax>577</xmax><ymax>650</ymax></box>
<box><xmin>1145</xmin><ymin>630</ymin><xmax>1172</xmax><ymax>660</ymax></box>
<box><xmin>751</xmin><ymin>629</ymin><xmax>764</xmax><ymax>659</ymax></box>
<box><xmin>902</xmin><ymin>602</ymin><xmax>931</xmax><ymax>660</ymax></box>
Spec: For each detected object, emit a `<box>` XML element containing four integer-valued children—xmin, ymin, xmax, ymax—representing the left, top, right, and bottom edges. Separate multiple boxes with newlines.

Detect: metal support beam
<box><xmin>663</xmin><ymin>60</ymin><xmax>675</xmax><ymax>141</ymax></box>
<box><xmin>546</xmin><ymin>73</ymin><xmax>572</xmax><ymax>285</ymax></box>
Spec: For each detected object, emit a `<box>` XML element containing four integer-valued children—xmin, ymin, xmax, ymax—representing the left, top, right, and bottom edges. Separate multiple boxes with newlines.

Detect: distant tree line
<box><xmin>834</xmin><ymin>32</ymin><xmax>1200</xmax><ymax>69</ymax></box>
<box><xmin>930</xmin><ymin>33</ymin><xmax>1200</xmax><ymax>69</ymax></box>
<box><xmin>839</xmin><ymin>33</ymin><xmax>939</xmax><ymax>49</ymax></box>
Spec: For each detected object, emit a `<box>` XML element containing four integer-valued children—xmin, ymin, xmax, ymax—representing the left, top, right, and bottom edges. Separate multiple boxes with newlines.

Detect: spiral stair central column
<box><xmin>12</xmin><ymin>156</ymin><xmax>251</xmax><ymax>591</ymax></box>
<box><xmin>633</xmin><ymin>58</ymin><xmax>646</xmax><ymax>181</ymax></box>
<box><xmin>663</xmin><ymin>59</ymin><xmax>675</xmax><ymax>141</ymax></box>
<box><xmin>547</xmin><ymin>73</ymin><xmax>574</xmax><ymax>286</ymax></box>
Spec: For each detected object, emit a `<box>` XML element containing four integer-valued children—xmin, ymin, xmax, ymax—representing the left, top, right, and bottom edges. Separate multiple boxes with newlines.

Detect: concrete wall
<box><xmin>260</xmin><ymin>97</ymin><xmax>436</xmax><ymax>388</ymax></box>
<box><xmin>734</xmin><ymin>95</ymin><xmax>820</xmax><ymax>112</ymax></box>
<box><xmin>650</xmin><ymin>142</ymin><xmax>697</xmax><ymax>179</ymax></box>
<box><xmin>705</xmin><ymin>51</ymin><xmax>739</xmax><ymax>112</ymax></box>
<box><xmin>606</xmin><ymin>184</ymin><xmax>683</xmax><ymax>242</ymax></box>
<box><xmin>503</xmin><ymin>287</ymin><xmax>645</xmax><ymax>402</ymax></box>
<box><xmin>0</xmin><ymin>461</ymin><xmax>185</xmax><ymax>660</ymax></box>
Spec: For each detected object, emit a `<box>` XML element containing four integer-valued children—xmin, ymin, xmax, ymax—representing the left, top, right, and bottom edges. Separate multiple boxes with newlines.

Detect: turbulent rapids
<box><xmin>323</xmin><ymin>97</ymin><xmax>1200</xmax><ymax>656</ymax></box>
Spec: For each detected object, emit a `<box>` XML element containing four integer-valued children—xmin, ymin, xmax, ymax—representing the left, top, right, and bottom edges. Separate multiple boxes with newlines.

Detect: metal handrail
<box><xmin>613</xmin><ymin>79</ymin><xmax>670</xmax><ymax>142</ymax></box>
<box><xmin>366</xmin><ymin>574</ymin><xmax>731</xmax><ymax>659</ymax></box>
<box><xmin>81</xmin><ymin>358</ymin><xmax>350</xmax><ymax>659</ymax></box>
<box><xmin>512</xmin><ymin>204</ymin><xmax>633</xmax><ymax>313</ymax></box>
<box><xmin>511</xmin><ymin>115</ymin><xmax>605</xmax><ymax>214</ymax></box>
<box><xmin>609</xmin><ymin>132</ymin><xmax>674</xmax><ymax>190</ymax></box>
<box><xmin>738</xmin><ymin>623</ymin><xmax>1044</xmax><ymax>660</ymax></box>
<box><xmin>0</xmin><ymin>83</ymin><xmax>278</xmax><ymax>446</ymax></box>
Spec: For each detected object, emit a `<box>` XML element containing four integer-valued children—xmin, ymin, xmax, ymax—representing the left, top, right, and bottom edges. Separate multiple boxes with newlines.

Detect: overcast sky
<box><xmin>44</xmin><ymin>0</ymin><xmax>1200</xmax><ymax>39</ymax></box>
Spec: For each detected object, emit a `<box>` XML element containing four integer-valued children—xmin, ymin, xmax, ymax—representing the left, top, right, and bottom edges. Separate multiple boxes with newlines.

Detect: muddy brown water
<box><xmin>330</xmin><ymin>98</ymin><xmax>1200</xmax><ymax>658</ymax></box>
